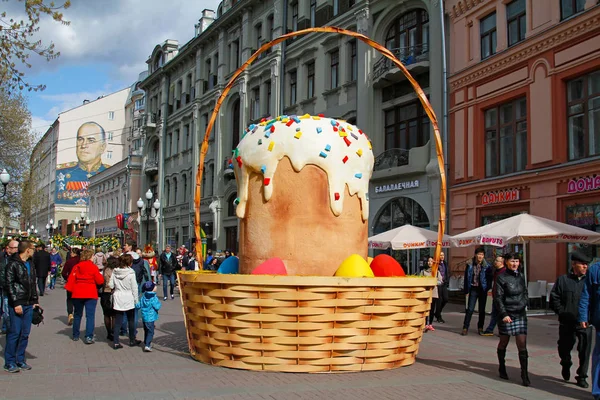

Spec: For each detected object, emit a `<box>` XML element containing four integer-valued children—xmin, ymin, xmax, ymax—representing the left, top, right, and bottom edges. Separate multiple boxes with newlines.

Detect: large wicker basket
<box><xmin>178</xmin><ymin>272</ymin><xmax>437</xmax><ymax>373</ymax></box>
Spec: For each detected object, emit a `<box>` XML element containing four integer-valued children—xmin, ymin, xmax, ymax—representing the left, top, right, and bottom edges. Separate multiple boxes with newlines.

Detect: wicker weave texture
<box><xmin>178</xmin><ymin>273</ymin><xmax>437</xmax><ymax>373</ymax></box>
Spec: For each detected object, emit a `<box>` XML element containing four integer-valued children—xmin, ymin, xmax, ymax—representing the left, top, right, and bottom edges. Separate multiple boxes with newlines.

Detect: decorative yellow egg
<box><xmin>334</xmin><ymin>254</ymin><xmax>375</xmax><ymax>278</ymax></box>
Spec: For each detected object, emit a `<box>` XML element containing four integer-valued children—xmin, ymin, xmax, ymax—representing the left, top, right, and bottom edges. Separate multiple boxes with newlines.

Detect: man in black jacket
<box><xmin>434</xmin><ymin>251</ymin><xmax>449</xmax><ymax>323</ymax></box>
<box><xmin>0</xmin><ymin>240</ymin><xmax>19</xmax><ymax>334</ymax></box>
<box><xmin>550</xmin><ymin>251</ymin><xmax>592</xmax><ymax>388</ymax></box>
<box><xmin>4</xmin><ymin>240</ymin><xmax>39</xmax><ymax>373</ymax></box>
<box><xmin>159</xmin><ymin>245</ymin><xmax>178</xmax><ymax>301</ymax></box>
<box><xmin>33</xmin><ymin>245</ymin><xmax>51</xmax><ymax>296</ymax></box>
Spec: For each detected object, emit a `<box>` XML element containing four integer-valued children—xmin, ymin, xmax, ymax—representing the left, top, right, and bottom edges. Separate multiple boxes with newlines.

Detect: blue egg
<box><xmin>217</xmin><ymin>256</ymin><xmax>239</xmax><ymax>274</ymax></box>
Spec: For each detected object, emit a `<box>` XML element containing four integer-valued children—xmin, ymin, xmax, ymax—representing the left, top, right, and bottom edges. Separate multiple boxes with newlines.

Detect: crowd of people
<box><xmin>0</xmin><ymin>239</ymin><xmax>233</xmax><ymax>373</ymax></box>
<box><xmin>2</xmin><ymin>238</ymin><xmax>599</xmax><ymax>398</ymax></box>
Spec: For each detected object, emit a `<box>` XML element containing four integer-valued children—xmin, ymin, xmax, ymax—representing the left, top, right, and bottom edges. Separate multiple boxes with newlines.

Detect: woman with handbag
<box><xmin>100</xmin><ymin>250</ymin><xmax>120</xmax><ymax>341</ymax></box>
<box><xmin>109</xmin><ymin>254</ymin><xmax>141</xmax><ymax>349</ymax></box>
<box><xmin>65</xmin><ymin>249</ymin><xmax>104</xmax><ymax>344</ymax></box>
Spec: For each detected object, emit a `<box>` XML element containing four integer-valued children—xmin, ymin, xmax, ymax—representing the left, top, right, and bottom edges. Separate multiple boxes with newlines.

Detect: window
<box><xmin>166</xmin><ymin>228</ymin><xmax>176</xmax><ymax>247</ymax></box>
<box><xmin>135</xmin><ymin>98</ymin><xmax>145</xmax><ymax>110</ymax></box>
<box><xmin>507</xmin><ymin>0</ymin><xmax>526</xmax><ymax>46</ymax></box>
<box><xmin>232</xmin><ymin>40</ymin><xmax>240</xmax><ymax>70</ymax></box>
<box><xmin>167</xmin><ymin>133</ymin><xmax>172</xmax><ymax>156</ymax></box>
<box><xmin>333</xmin><ymin>0</ymin><xmax>339</xmax><ymax>16</ymax></box>
<box><xmin>175</xmin><ymin>129</ymin><xmax>180</xmax><ymax>154</ymax></box>
<box><xmin>480</xmin><ymin>13</ymin><xmax>497</xmax><ymax>59</ymax></box>
<box><xmin>232</xmin><ymin>99</ymin><xmax>240</xmax><ymax>149</ymax></box>
<box><xmin>289</xmin><ymin>69</ymin><xmax>297</xmax><ymax>105</ymax></box>
<box><xmin>307</xmin><ymin>61</ymin><xmax>315</xmax><ymax>98</ymax></box>
<box><xmin>133</xmin><ymin>139</ymin><xmax>141</xmax><ymax>150</ymax></box>
<box><xmin>107</xmin><ymin>131</ymin><xmax>113</xmax><ymax>141</ymax></box>
<box><xmin>267</xmin><ymin>15</ymin><xmax>274</xmax><ymax>53</ymax></box>
<box><xmin>106</xmin><ymin>151</ymin><xmax>113</xmax><ymax>159</ymax></box>
<box><xmin>330</xmin><ymin>50</ymin><xmax>339</xmax><ymax>89</ymax></box>
<box><xmin>384</xmin><ymin>10</ymin><xmax>429</xmax><ymax>60</ymax></box>
<box><xmin>185</xmin><ymin>124</ymin><xmax>190</xmax><ymax>149</ymax></box>
<box><xmin>173</xmin><ymin>178</ymin><xmax>178</xmax><ymax>205</ymax></box>
<box><xmin>349</xmin><ymin>40</ymin><xmax>358</xmax><ymax>82</ymax></box>
<box><xmin>561</xmin><ymin>0</ymin><xmax>586</xmax><ymax>20</ymax></box>
<box><xmin>384</xmin><ymin>101</ymin><xmax>430</xmax><ymax>151</ymax></box>
<box><xmin>266</xmin><ymin>80</ymin><xmax>272</xmax><ymax>116</ymax></box>
<box><xmin>227</xmin><ymin>192</ymin><xmax>238</xmax><ymax>216</ymax></box>
<box><xmin>182</xmin><ymin>174</ymin><xmax>188</xmax><ymax>199</ymax></box>
<box><xmin>310</xmin><ymin>0</ymin><xmax>316</xmax><ymax>27</ymax></box>
<box><xmin>349</xmin><ymin>0</ymin><xmax>356</xmax><ymax>6</ymax></box>
<box><xmin>484</xmin><ymin>97</ymin><xmax>527</xmax><ymax>177</ymax></box>
<box><xmin>567</xmin><ymin>71</ymin><xmax>600</xmax><ymax>160</ymax></box>
<box><xmin>165</xmin><ymin>181</ymin><xmax>170</xmax><ymax>206</ymax></box>
<box><xmin>255</xmin><ymin>23</ymin><xmax>262</xmax><ymax>51</ymax></box>
<box><xmin>251</xmin><ymin>86</ymin><xmax>260</xmax><ymax>120</ymax></box>
<box><xmin>108</xmin><ymin>111</ymin><xmax>115</xmax><ymax>120</ymax></box>
<box><xmin>291</xmin><ymin>2</ymin><xmax>298</xmax><ymax>32</ymax></box>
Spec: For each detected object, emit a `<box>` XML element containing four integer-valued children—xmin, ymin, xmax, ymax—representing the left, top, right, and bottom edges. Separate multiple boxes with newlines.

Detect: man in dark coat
<box><xmin>551</xmin><ymin>251</ymin><xmax>592</xmax><ymax>388</ymax></box>
<box><xmin>3</xmin><ymin>240</ymin><xmax>39</xmax><ymax>373</ymax></box>
<box><xmin>0</xmin><ymin>240</ymin><xmax>19</xmax><ymax>334</ymax></box>
<box><xmin>33</xmin><ymin>245</ymin><xmax>51</xmax><ymax>296</ymax></box>
<box><xmin>461</xmin><ymin>247</ymin><xmax>493</xmax><ymax>336</ymax></box>
<box><xmin>159</xmin><ymin>245</ymin><xmax>178</xmax><ymax>301</ymax></box>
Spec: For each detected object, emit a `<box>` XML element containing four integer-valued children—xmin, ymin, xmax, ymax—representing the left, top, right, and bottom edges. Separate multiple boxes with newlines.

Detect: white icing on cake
<box><xmin>232</xmin><ymin>115</ymin><xmax>374</xmax><ymax>221</ymax></box>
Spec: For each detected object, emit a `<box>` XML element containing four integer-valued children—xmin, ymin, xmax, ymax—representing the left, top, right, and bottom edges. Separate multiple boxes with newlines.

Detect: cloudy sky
<box><xmin>15</xmin><ymin>0</ymin><xmax>221</xmax><ymax>136</ymax></box>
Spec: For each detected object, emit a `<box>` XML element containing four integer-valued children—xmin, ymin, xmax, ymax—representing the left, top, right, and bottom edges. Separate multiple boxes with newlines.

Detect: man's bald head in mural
<box><xmin>76</xmin><ymin>122</ymin><xmax>107</xmax><ymax>171</ymax></box>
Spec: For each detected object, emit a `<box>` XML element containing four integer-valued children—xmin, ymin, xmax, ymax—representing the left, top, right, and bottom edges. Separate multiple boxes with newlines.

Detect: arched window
<box><xmin>173</xmin><ymin>177</ymin><xmax>178</xmax><ymax>205</ymax></box>
<box><xmin>152</xmin><ymin>140</ymin><xmax>159</xmax><ymax>160</ymax></box>
<box><xmin>182</xmin><ymin>174</ymin><xmax>187</xmax><ymax>199</ymax></box>
<box><xmin>153</xmin><ymin>52</ymin><xmax>164</xmax><ymax>71</ymax></box>
<box><xmin>165</xmin><ymin>181</ymin><xmax>171</xmax><ymax>206</ymax></box>
<box><xmin>232</xmin><ymin>99</ymin><xmax>240</xmax><ymax>150</ymax></box>
<box><xmin>227</xmin><ymin>192</ymin><xmax>238</xmax><ymax>216</ymax></box>
<box><xmin>384</xmin><ymin>10</ymin><xmax>429</xmax><ymax>59</ymax></box>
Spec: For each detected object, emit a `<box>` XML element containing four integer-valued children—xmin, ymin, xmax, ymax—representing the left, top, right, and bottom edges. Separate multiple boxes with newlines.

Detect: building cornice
<box><xmin>448</xmin><ymin>0</ymin><xmax>490</xmax><ymax>21</ymax></box>
<box><xmin>449</xmin><ymin>10</ymin><xmax>600</xmax><ymax>91</ymax></box>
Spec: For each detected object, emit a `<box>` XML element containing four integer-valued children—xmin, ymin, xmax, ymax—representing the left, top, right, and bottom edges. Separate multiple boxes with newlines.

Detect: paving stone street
<box><xmin>0</xmin><ymin>283</ymin><xmax>593</xmax><ymax>400</ymax></box>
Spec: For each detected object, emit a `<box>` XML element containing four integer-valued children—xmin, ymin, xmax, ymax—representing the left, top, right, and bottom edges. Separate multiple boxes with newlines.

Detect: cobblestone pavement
<box><xmin>0</xmin><ymin>282</ymin><xmax>592</xmax><ymax>400</ymax></box>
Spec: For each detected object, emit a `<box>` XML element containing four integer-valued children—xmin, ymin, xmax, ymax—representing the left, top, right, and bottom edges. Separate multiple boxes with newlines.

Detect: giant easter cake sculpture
<box><xmin>233</xmin><ymin>115</ymin><xmax>374</xmax><ymax>276</ymax></box>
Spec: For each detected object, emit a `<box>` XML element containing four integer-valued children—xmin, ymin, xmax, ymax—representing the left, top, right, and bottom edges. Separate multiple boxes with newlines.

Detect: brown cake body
<box><xmin>238</xmin><ymin>157</ymin><xmax>368</xmax><ymax>276</ymax></box>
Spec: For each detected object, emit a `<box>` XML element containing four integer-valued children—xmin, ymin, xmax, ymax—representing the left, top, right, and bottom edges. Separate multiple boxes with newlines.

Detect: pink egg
<box><xmin>251</xmin><ymin>258</ymin><xmax>288</xmax><ymax>275</ymax></box>
<box><xmin>370</xmin><ymin>254</ymin><xmax>405</xmax><ymax>277</ymax></box>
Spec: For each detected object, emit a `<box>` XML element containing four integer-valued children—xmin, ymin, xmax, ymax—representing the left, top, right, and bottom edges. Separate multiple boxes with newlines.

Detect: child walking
<box><xmin>136</xmin><ymin>281</ymin><xmax>162</xmax><ymax>352</ymax></box>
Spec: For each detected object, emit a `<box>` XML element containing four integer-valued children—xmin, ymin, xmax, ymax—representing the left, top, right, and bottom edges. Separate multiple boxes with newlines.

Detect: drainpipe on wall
<box><xmin>279</xmin><ymin>0</ymin><xmax>288</xmax><ymax>115</ymax></box>
<box><xmin>439</xmin><ymin>1</ymin><xmax>449</xmax><ymax>233</ymax></box>
<box><xmin>158</xmin><ymin>75</ymin><xmax>170</xmax><ymax>251</ymax></box>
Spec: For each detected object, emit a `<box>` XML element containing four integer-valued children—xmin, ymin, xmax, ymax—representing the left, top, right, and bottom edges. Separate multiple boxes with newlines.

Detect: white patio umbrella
<box><xmin>451</xmin><ymin>213</ymin><xmax>600</xmax><ymax>282</ymax></box>
<box><xmin>369</xmin><ymin>225</ymin><xmax>452</xmax><ymax>274</ymax></box>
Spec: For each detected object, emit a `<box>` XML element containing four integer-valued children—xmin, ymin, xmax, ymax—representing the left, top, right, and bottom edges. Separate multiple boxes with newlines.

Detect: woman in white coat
<box><xmin>109</xmin><ymin>254</ymin><xmax>141</xmax><ymax>349</ymax></box>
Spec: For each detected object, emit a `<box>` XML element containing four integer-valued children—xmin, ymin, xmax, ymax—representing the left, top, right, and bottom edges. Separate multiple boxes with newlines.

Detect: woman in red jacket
<box><xmin>66</xmin><ymin>249</ymin><xmax>104</xmax><ymax>344</ymax></box>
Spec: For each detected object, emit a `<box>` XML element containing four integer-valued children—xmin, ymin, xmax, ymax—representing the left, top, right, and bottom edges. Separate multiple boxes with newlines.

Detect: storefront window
<box><xmin>372</xmin><ymin>197</ymin><xmax>429</xmax><ymax>274</ymax></box>
<box><xmin>165</xmin><ymin>228</ymin><xmax>177</xmax><ymax>248</ymax></box>
<box><xmin>567</xmin><ymin>70</ymin><xmax>600</xmax><ymax>160</ymax></box>
<box><xmin>566</xmin><ymin>204</ymin><xmax>600</xmax><ymax>266</ymax></box>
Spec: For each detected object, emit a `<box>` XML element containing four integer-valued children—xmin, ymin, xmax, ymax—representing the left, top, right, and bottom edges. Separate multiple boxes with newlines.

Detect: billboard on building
<box><xmin>54</xmin><ymin>89</ymin><xmax>129</xmax><ymax>205</ymax></box>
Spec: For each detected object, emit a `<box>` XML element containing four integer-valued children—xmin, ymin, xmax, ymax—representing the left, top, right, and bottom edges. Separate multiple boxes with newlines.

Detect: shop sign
<box><xmin>567</xmin><ymin>176</ymin><xmax>600</xmax><ymax>194</ymax></box>
<box><xmin>375</xmin><ymin>180</ymin><xmax>420</xmax><ymax>194</ymax></box>
<box><xmin>481</xmin><ymin>189</ymin><xmax>520</xmax><ymax>206</ymax></box>
<box><xmin>95</xmin><ymin>226</ymin><xmax>118</xmax><ymax>234</ymax></box>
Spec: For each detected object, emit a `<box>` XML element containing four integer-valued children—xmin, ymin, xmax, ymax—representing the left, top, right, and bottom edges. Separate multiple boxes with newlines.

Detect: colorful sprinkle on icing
<box><xmin>236</xmin><ymin>156</ymin><xmax>243</xmax><ymax>168</ymax></box>
<box><xmin>264</xmin><ymin>131</ymin><xmax>271</xmax><ymax>138</ymax></box>
<box><xmin>294</xmin><ymin>131</ymin><xmax>302</xmax><ymax>139</ymax></box>
<box><xmin>263</xmin><ymin>178</ymin><xmax>271</xmax><ymax>186</ymax></box>
<box><xmin>330</xmin><ymin>120</ymin><xmax>337</xmax><ymax>126</ymax></box>
<box><xmin>343</xmin><ymin>137</ymin><xmax>352</xmax><ymax>147</ymax></box>
<box><xmin>234</xmin><ymin>197</ymin><xmax>240</xmax><ymax>205</ymax></box>
<box><xmin>351</xmin><ymin>133</ymin><xmax>359</xmax><ymax>140</ymax></box>
<box><xmin>312</xmin><ymin>116</ymin><xmax>321</xmax><ymax>120</ymax></box>
<box><xmin>258</xmin><ymin>139</ymin><xmax>262</xmax><ymax>145</ymax></box>
<box><xmin>286</xmin><ymin>119</ymin><xmax>294</xmax><ymax>127</ymax></box>
<box><xmin>342</xmin><ymin>156</ymin><xmax>349</xmax><ymax>164</ymax></box>
<box><xmin>260</xmin><ymin>165</ymin><xmax>266</xmax><ymax>174</ymax></box>
<box><xmin>316</xmin><ymin>127</ymin><xmax>322</xmax><ymax>133</ymax></box>
<box><xmin>356</xmin><ymin>149</ymin><xmax>363</xmax><ymax>157</ymax></box>
<box><xmin>319</xmin><ymin>151</ymin><xmax>327</xmax><ymax>158</ymax></box>
<box><xmin>334</xmin><ymin>193</ymin><xmax>340</xmax><ymax>201</ymax></box>
<box><xmin>368</xmin><ymin>141</ymin><xmax>372</xmax><ymax>150</ymax></box>
<box><xmin>270</xmin><ymin>125</ymin><xmax>275</xmax><ymax>133</ymax></box>
<box><xmin>355</xmin><ymin>173</ymin><xmax>362</xmax><ymax>179</ymax></box>
<box><xmin>325</xmin><ymin>144</ymin><xmax>331</xmax><ymax>152</ymax></box>
<box><xmin>268</xmin><ymin>141</ymin><xmax>274</xmax><ymax>151</ymax></box>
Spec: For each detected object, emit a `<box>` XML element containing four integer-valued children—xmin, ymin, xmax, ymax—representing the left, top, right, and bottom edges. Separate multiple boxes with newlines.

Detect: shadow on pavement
<box><xmin>418</xmin><ymin>358</ymin><xmax>589</xmax><ymax>400</ymax></box>
<box><xmin>0</xmin><ymin>334</ymin><xmax>38</xmax><ymax>360</ymax></box>
<box><xmin>152</xmin><ymin>320</ymin><xmax>191</xmax><ymax>360</ymax></box>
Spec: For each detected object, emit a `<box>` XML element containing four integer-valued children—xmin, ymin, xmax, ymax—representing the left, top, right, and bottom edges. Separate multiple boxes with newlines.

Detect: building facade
<box><xmin>446</xmin><ymin>0</ymin><xmax>600</xmax><ymax>282</ymax></box>
<box><xmin>139</xmin><ymin>0</ymin><xmax>446</xmax><ymax>257</ymax></box>
<box><xmin>29</xmin><ymin>88</ymin><xmax>130</xmax><ymax>238</ymax></box>
<box><xmin>88</xmin><ymin>73</ymin><xmax>147</xmax><ymax>245</ymax></box>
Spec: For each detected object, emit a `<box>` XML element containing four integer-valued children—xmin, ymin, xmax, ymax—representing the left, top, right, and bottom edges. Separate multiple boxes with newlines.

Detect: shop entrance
<box><xmin>566</xmin><ymin>203</ymin><xmax>600</xmax><ymax>266</ymax></box>
<box><xmin>372</xmin><ymin>196</ymin><xmax>430</xmax><ymax>274</ymax></box>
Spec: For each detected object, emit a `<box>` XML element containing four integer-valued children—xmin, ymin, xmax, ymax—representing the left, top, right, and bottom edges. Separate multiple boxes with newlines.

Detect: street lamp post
<box><xmin>137</xmin><ymin>189</ymin><xmax>160</xmax><ymax>246</ymax></box>
<box><xmin>73</xmin><ymin>211</ymin><xmax>90</xmax><ymax>235</ymax></box>
<box><xmin>46</xmin><ymin>219</ymin><xmax>55</xmax><ymax>238</ymax></box>
<box><xmin>0</xmin><ymin>169</ymin><xmax>10</xmax><ymax>198</ymax></box>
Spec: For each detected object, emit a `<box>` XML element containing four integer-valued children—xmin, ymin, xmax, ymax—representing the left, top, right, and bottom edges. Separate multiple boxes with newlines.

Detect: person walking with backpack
<box><xmin>65</xmin><ymin>249</ymin><xmax>104</xmax><ymax>344</ymax></box>
<box><xmin>48</xmin><ymin>248</ymin><xmax>62</xmax><ymax>290</ymax></box>
<box><xmin>136</xmin><ymin>281</ymin><xmax>161</xmax><ymax>352</ymax></box>
<box><xmin>3</xmin><ymin>240</ymin><xmax>39</xmax><ymax>373</ymax></box>
<box><xmin>33</xmin><ymin>244</ymin><xmax>51</xmax><ymax>297</ymax></box>
<box><xmin>92</xmin><ymin>249</ymin><xmax>107</xmax><ymax>272</ymax></box>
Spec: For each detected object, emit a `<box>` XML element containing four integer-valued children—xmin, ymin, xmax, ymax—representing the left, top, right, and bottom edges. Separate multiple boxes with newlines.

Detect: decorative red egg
<box><xmin>251</xmin><ymin>258</ymin><xmax>288</xmax><ymax>275</ymax></box>
<box><xmin>370</xmin><ymin>254</ymin><xmax>405</xmax><ymax>277</ymax></box>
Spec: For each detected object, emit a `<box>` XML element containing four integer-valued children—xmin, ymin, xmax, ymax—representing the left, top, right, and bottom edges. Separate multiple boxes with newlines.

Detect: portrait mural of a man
<box><xmin>55</xmin><ymin>122</ymin><xmax>111</xmax><ymax>205</ymax></box>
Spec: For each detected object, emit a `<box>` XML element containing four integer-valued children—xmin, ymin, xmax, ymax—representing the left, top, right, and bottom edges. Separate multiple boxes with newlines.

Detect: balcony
<box><xmin>373</xmin><ymin>45</ymin><xmax>429</xmax><ymax>88</ymax></box>
<box><xmin>371</xmin><ymin>143</ymin><xmax>431</xmax><ymax>181</ymax></box>
<box><xmin>145</xmin><ymin>113</ymin><xmax>157</xmax><ymax>128</ymax></box>
<box><xmin>373</xmin><ymin>148</ymin><xmax>409</xmax><ymax>171</ymax></box>
<box><xmin>144</xmin><ymin>159</ymin><xmax>159</xmax><ymax>175</ymax></box>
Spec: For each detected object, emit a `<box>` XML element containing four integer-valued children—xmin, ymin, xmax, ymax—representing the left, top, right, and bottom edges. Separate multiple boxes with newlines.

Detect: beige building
<box><xmin>29</xmin><ymin>88</ymin><xmax>130</xmax><ymax>237</ymax></box>
<box><xmin>139</xmin><ymin>0</ymin><xmax>446</xmax><ymax>258</ymax></box>
<box><xmin>446</xmin><ymin>0</ymin><xmax>600</xmax><ymax>282</ymax></box>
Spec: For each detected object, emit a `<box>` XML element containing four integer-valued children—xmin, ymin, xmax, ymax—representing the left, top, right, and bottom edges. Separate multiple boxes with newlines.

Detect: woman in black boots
<box><xmin>494</xmin><ymin>252</ymin><xmax>530</xmax><ymax>386</ymax></box>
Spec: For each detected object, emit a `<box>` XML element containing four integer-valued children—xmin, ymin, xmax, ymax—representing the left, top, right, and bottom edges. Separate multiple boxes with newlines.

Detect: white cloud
<box><xmin>30</xmin><ymin>0</ymin><xmax>222</xmax><ymax>82</ymax></box>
